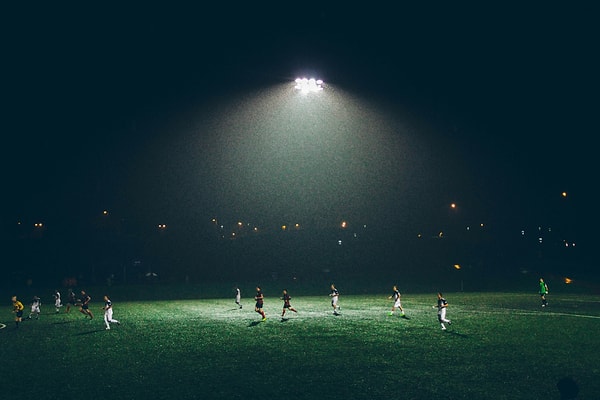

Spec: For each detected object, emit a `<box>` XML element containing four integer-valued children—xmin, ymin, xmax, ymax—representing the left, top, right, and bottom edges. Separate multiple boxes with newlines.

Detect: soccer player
<box><xmin>254</xmin><ymin>286</ymin><xmax>266</xmax><ymax>321</ymax></box>
<box><xmin>329</xmin><ymin>284</ymin><xmax>340</xmax><ymax>315</ymax></box>
<box><xmin>12</xmin><ymin>295</ymin><xmax>24</xmax><ymax>328</ymax></box>
<box><xmin>28</xmin><ymin>295</ymin><xmax>41</xmax><ymax>320</ymax></box>
<box><xmin>280</xmin><ymin>289</ymin><xmax>298</xmax><ymax>319</ymax></box>
<box><xmin>436</xmin><ymin>292</ymin><xmax>451</xmax><ymax>330</ymax></box>
<box><xmin>65</xmin><ymin>288</ymin><xmax>77</xmax><ymax>313</ymax></box>
<box><xmin>388</xmin><ymin>285</ymin><xmax>405</xmax><ymax>317</ymax></box>
<box><xmin>53</xmin><ymin>289</ymin><xmax>62</xmax><ymax>313</ymax></box>
<box><xmin>102</xmin><ymin>295</ymin><xmax>120</xmax><ymax>330</ymax></box>
<box><xmin>79</xmin><ymin>290</ymin><xmax>93</xmax><ymax>319</ymax></box>
<box><xmin>235</xmin><ymin>286</ymin><xmax>242</xmax><ymax>309</ymax></box>
<box><xmin>539</xmin><ymin>278</ymin><xmax>549</xmax><ymax>307</ymax></box>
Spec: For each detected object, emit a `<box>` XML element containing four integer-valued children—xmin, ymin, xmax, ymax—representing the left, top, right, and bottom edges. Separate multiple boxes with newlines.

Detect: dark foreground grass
<box><xmin>1</xmin><ymin>292</ymin><xmax>599</xmax><ymax>400</ymax></box>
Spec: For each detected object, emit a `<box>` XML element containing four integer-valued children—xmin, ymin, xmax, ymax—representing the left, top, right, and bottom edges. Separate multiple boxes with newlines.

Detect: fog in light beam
<box><xmin>124</xmin><ymin>83</ymin><xmax>464</xmax><ymax>228</ymax></box>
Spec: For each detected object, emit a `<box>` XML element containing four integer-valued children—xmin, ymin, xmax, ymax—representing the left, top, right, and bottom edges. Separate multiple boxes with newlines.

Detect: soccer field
<box><xmin>2</xmin><ymin>292</ymin><xmax>599</xmax><ymax>400</ymax></box>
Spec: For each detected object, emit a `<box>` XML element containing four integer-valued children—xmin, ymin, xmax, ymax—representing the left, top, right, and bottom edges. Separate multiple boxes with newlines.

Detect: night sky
<box><xmin>3</xmin><ymin>3</ymin><xmax>597</xmax><ymax>272</ymax></box>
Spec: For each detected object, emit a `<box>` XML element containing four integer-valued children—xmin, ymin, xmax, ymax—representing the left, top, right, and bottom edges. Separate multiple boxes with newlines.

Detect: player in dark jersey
<box><xmin>435</xmin><ymin>292</ymin><xmax>451</xmax><ymax>330</ymax></box>
<box><xmin>79</xmin><ymin>290</ymin><xmax>93</xmax><ymax>319</ymax></box>
<box><xmin>388</xmin><ymin>285</ymin><xmax>405</xmax><ymax>317</ymax></box>
<box><xmin>12</xmin><ymin>295</ymin><xmax>24</xmax><ymax>328</ymax></box>
<box><xmin>254</xmin><ymin>286</ymin><xmax>266</xmax><ymax>321</ymax></box>
<box><xmin>65</xmin><ymin>288</ymin><xmax>77</xmax><ymax>313</ymax></box>
<box><xmin>280</xmin><ymin>289</ymin><xmax>298</xmax><ymax>319</ymax></box>
<box><xmin>329</xmin><ymin>284</ymin><xmax>340</xmax><ymax>315</ymax></box>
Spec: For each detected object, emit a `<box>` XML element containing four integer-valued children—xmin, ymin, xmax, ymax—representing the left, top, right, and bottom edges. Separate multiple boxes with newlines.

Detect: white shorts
<box><xmin>331</xmin><ymin>297</ymin><xmax>338</xmax><ymax>306</ymax></box>
<box><xmin>394</xmin><ymin>300</ymin><xmax>402</xmax><ymax>308</ymax></box>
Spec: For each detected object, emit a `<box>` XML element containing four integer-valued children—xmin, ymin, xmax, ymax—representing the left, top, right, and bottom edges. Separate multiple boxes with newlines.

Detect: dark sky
<box><xmin>3</xmin><ymin>3</ymin><xmax>597</xmax><ymax>238</ymax></box>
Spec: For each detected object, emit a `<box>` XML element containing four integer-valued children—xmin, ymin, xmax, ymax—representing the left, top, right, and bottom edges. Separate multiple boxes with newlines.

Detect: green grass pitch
<box><xmin>2</xmin><ymin>292</ymin><xmax>599</xmax><ymax>399</ymax></box>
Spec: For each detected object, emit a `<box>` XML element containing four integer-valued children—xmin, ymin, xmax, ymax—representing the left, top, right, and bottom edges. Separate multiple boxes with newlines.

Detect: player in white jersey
<box><xmin>329</xmin><ymin>284</ymin><xmax>340</xmax><ymax>315</ymax></box>
<box><xmin>28</xmin><ymin>296</ymin><xmax>41</xmax><ymax>319</ymax></box>
<box><xmin>235</xmin><ymin>286</ymin><xmax>242</xmax><ymax>309</ymax></box>
<box><xmin>388</xmin><ymin>285</ymin><xmax>405</xmax><ymax>316</ymax></box>
<box><xmin>53</xmin><ymin>289</ymin><xmax>62</xmax><ymax>313</ymax></box>
<box><xmin>102</xmin><ymin>295</ymin><xmax>120</xmax><ymax>330</ymax></box>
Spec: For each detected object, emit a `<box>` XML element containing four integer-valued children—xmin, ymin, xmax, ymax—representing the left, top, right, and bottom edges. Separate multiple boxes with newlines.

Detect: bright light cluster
<box><xmin>294</xmin><ymin>77</ymin><xmax>324</xmax><ymax>93</ymax></box>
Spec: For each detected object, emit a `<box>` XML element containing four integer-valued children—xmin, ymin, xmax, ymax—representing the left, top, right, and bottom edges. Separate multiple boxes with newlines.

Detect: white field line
<box><xmin>0</xmin><ymin>323</ymin><xmax>6</xmax><ymax>329</ymax></box>
<box><xmin>469</xmin><ymin>308</ymin><xmax>600</xmax><ymax>320</ymax></box>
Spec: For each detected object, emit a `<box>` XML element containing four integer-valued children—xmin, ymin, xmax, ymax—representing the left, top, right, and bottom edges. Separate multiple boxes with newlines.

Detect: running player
<box><xmin>102</xmin><ymin>295</ymin><xmax>120</xmax><ymax>330</ymax></box>
<box><xmin>12</xmin><ymin>295</ymin><xmax>24</xmax><ymax>328</ymax></box>
<box><xmin>388</xmin><ymin>285</ymin><xmax>405</xmax><ymax>317</ymax></box>
<box><xmin>28</xmin><ymin>296</ymin><xmax>41</xmax><ymax>320</ymax></box>
<box><xmin>235</xmin><ymin>286</ymin><xmax>242</xmax><ymax>309</ymax></box>
<box><xmin>254</xmin><ymin>286</ymin><xmax>266</xmax><ymax>321</ymax></box>
<box><xmin>79</xmin><ymin>290</ymin><xmax>93</xmax><ymax>319</ymax></box>
<box><xmin>65</xmin><ymin>288</ymin><xmax>77</xmax><ymax>313</ymax></box>
<box><xmin>53</xmin><ymin>289</ymin><xmax>62</xmax><ymax>313</ymax></box>
<box><xmin>329</xmin><ymin>284</ymin><xmax>340</xmax><ymax>315</ymax></box>
<box><xmin>435</xmin><ymin>292</ymin><xmax>451</xmax><ymax>330</ymax></box>
<box><xmin>280</xmin><ymin>289</ymin><xmax>298</xmax><ymax>319</ymax></box>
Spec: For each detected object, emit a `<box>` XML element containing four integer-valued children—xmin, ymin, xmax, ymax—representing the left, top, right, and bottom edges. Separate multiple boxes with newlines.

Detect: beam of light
<box><xmin>294</xmin><ymin>77</ymin><xmax>324</xmax><ymax>93</ymax></box>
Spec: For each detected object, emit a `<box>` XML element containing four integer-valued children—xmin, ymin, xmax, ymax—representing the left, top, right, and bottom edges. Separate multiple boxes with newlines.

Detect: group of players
<box><xmin>246</xmin><ymin>283</ymin><xmax>453</xmax><ymax>330</ymax></box>
<box><xmin>10</xmin><ymin>289</ymin><xmax>120</xmax><ymax>330</ymax></box>
<box><xmin>8</xmin><ymin>277</ymin><xmax>551</xmax><ymax>333</ymax></box>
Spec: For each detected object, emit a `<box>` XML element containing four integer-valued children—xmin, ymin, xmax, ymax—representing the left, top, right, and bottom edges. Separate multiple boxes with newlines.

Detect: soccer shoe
<box><xmin>106</xmin><ymin>327</ymin><xmax>110</xmax><ymax>330</ymax></box>
<box><xmin>388</xmin><ymin>312</ymin><xmax>394</xmax><ymax>316</ymax></box>
<box><xmin>261</xmin><ymin>317</ymin><xmax>267</xmax><ymax>322</ymax></box>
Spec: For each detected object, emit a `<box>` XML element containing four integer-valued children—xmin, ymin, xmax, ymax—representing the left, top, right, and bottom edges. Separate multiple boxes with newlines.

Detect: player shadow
<box><xmin>248</xmin><ymin>320</ymin><xmax>263</xmax><ymax>327</ymax></box>
<box><xmin>74</xmin><ymin>329</ymin><xmax>103</xmax><ymax>336</ymax></box>
<box><xmin>280</xmin><ymin>317</ymin><xmax>290</xmax><ymax>322</ymax></box>
<box><xmin>52</xmin><ymin>320</ymin><xmax>75</xmax><ymax>325</ymax></box>
<box><xmin>445</xmin><ymin>330</ymin><xmax>468</xmax><ymax>338</ymax></box>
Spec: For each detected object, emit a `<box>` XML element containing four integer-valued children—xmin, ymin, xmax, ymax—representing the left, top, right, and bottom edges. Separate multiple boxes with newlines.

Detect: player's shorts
<box><xmin>394</xmin><ymin>300</ymin><xmax>402</xmax><ymax>308</ymax></box>
<box><xmin>331</xmin><ymin>297</ymin><xmax>338</xmax><ymax>306</ymax></box>
<box><xmin>31</xmin><ymin>306</ymin><xmax>40</xmax><ymax>313</ymax></box>
<box><xmin>16</xmin><ymin>310</ymin><xmax>23</xmax><ymax>318</ymax></box>
<box><xmin>255</xmin><ymin>302</ymin><xmax>263</xmax><ymax>309</ymax></box>
<box><xmin>81</xmin><ymin>304</ymin><xmax>89</xmax><ymax>310</ymax></box>
<box><xmin>283</xmin><ymin>303</ymin><xmax>291</xmax><ymax>309</ymax></box>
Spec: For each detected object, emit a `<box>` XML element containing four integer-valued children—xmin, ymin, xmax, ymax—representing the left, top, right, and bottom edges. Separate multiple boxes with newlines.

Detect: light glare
<box><xmin>294</xmin><ymin>77</ymin><xmax>324</xmax><ymax>93</ymax></box>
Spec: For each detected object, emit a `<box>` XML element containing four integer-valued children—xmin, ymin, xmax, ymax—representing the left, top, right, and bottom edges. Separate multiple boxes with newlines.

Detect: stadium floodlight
<box><xmin>294</xmin><ymin>77</ymin><xmax>324</xmax><ymax>93</ymax></box>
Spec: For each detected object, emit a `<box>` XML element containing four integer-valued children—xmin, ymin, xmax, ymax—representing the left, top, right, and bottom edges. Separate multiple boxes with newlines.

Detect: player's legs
<box><xmin>439</xmin><ymin>308</ymin><xmax>450</xmax><ymax>329</ymax></box>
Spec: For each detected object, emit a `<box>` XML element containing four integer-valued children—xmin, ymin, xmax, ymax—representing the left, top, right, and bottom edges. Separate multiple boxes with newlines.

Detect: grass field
<box><xmin>1</xmin><ymin>292</ymin><xmax>599</xmax><ymax>399</ymax></box>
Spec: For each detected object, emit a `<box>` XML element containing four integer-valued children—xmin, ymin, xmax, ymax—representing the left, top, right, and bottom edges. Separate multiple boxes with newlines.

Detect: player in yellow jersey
<box><xmin>12</xmin><ymin>295</ymin><xmax>24</xmax><ymax>328</ymax></box>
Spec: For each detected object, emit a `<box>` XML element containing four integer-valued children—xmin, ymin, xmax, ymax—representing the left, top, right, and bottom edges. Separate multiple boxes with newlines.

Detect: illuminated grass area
<box><xmin>1</xmin><ymin>293</ymin><xmax>599</xmax><ymax>399</ymax></box>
